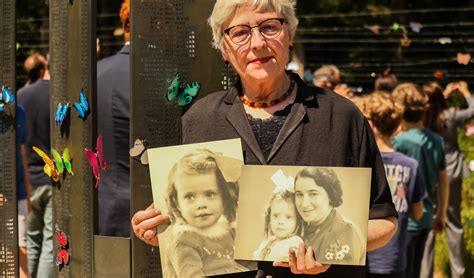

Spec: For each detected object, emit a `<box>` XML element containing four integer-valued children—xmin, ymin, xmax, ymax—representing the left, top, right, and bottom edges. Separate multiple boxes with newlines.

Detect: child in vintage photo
<box><xmin>162</xmin><ymin>149</ymin><xmax>249</xmax><ymax>278</ymax></box>
<box><xmin>253</xmin><ymin>170</ymin><xmax>303</xmax><ymax>262</ymax></box>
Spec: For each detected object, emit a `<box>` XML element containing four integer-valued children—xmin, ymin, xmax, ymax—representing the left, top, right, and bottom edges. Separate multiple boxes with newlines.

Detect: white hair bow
<box><xmin>271</xmin><ymin>169</ymin><xmax>295</xmax><ymax>193</ymax></box>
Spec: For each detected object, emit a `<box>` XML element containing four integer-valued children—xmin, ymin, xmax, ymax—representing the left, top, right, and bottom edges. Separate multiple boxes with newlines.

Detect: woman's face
<box><xmin>175</xmin><ymin>173</ymin><xmax>224</xmax><ymax>229</ymax></box>
<box><xmin>221</xmin><ymin>4</ymin><xmax>293</xmax><ymax>83</ymax></box>
<box><xmin>294</xmin><ymin>177</ymin><xmax>333</xmax><ymax>225</ymax></box>
<box><xmin>269</xmin><ymin>199</ymin><xmax>297</xmax><ymax>239</ymax></box>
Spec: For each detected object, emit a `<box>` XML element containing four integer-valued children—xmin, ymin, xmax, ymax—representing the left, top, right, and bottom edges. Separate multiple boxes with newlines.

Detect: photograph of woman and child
<box><xmin>147</xmin><ymin>139</ymin><xmax>256</xmax><ymax>278</ymax></box>
<box><xmin>234</xmin><ymin>166</ymin><xmax>370</xmax><ymax>266</ymax></box>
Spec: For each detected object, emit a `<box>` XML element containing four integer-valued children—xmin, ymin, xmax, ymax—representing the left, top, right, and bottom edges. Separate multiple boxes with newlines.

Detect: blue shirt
<box><xmin>16</xmin><ymin>105</ymin><xmax>27</xmax><ymax>200</ymax></box>
<box><xmin>367</xmin><ymin>151</ymin><xmax>427</xmax><ymax>274</ymax></box>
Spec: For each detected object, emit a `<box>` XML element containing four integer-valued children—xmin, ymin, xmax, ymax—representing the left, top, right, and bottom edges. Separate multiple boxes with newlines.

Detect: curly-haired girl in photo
<box><xmin>253</xmin><ymin>189</ymin><xmax>304</xmax><ymax>262</ymax></box>
<box><xmin>163</xmin><ymin>149</ymin><xmax>249</xmax><ymax>278</ymax></box>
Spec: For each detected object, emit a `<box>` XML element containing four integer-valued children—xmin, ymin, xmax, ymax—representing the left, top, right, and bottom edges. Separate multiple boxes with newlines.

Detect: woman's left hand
<box><xmin>273</xmin><ymin>243</ymin><xmax>331</xmax><ymax>275</ymax></box>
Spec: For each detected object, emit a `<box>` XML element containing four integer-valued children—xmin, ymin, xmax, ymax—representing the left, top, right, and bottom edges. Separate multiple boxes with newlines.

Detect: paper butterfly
<box><xmin>85</xmin><ymin>134</ymin><xmax>108</xmax><ymax>188</ymax></box>
<box><xmin>400</xmin><ymin>34</ymin><xmax>412</xmax><ymax>48</ymax></box>
<box><xmin>73</xmin><ymin>89</ymin><xmax>89</xmax><ymax>119</ymax></box>
<box><xmin>364</xmin><ymin>24</ymin><xmax>381</xmax><ymax>35</ymax></box>
<box><xmin>438</xmin><ymin>37</ymin><xmax>452</xmax><ymax>45</ymax></box>
<box><xmin>409</xmin><ymin>22</ymin><xmax>423</xmax><ymax>33</ymax></box>
<box><xmin>129</xmin><ymin>138</ymin><xmax>149</xmax><ymax>165</ymax></box>
<box><xmin>457</xmin><ymin>52</ymin><xmax>471</xmax><ymax>66</ymax></box>
<box><xmin>55</xmin><ymin>224</ymin><xmax>70</xmax><ymax>268</ymax></box>
<box><xmin>55</xmin><ymin>102</ymin><xmax>70</xmax><ymax>126</ymax></box>
<box><xmin>166</xmin><ymin>72</ymin><xmax>201</xmax><ymax>107</ymax></box>
<box><xmin>32</xmin><ymin>146</ymin><xmax>60</xmax><ymax>182</ymax></box>
<box><xmin>0</xmin><ymin>85</ymin><xmax>15</xmax><ymax>112</ymax></box>
<box><xmin>465</xmin><ymin>124</ymin><xmax>474</xmax><ymax>136</ymax></box>
<box><xmin>51</xmin><ymin>148</ymin><xmax>74</xmax><ymax>176</ymax></box>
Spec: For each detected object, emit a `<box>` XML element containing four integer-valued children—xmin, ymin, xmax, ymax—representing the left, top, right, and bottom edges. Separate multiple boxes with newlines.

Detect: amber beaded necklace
<box><xmin>239</xmin><ymin>77</ymin><xmax>295</xmax><ymax>109</ymax></box>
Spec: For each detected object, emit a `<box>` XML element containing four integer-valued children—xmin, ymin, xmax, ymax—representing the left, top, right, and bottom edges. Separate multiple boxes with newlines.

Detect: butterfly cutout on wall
<box><xmin>32</xmin><ymin>146</ymin><xmax>60</xmax><ymax>183</ymax></box>
<box><xmin>166</xmin><ymin>72</ymin><xmax>201</xmax><ymax>107</ymax></box>
<box><xmin>457</xmin><ymin>52</ymin><xmax>471</xmax><ymax>65</ymax></box>
<box><xmin>0</xmin><ymin>85</ymin><xmax>15</xmax><ymax>112</ymax></box>
<box><xmin>129</xmin><ymin>138</ymin><xmax>149</xmax><ymax>165</ymax></box>
<box><xmin>364</xmin><ymin>24</ymin><xmax>381</xmax><ymax>35</ymax></box>
<box><xmin>73</xmin><ymin>89</ymin><xmax>90</xmax><ymax>120</ymax></box>
<box><xmin>85</xmin><ymin>134</ymin><xmax>108</xmax><ymax>188</ymax></box>
<box><xmin>434</xmin><ymin>70</ymin><xmax>445</xmax><ymax>80</ymax></box>
<box><xmin>55</xmin><ymin>224</ymin><xmax>70</xmax><ymax>269</ymax></box>
<box><xmin>400</xmin><ymin>34</ymin><xmax>412</xmax><ymax>48</ymax></box>
<box><xmin>409</xmin><ymin>22</ymin><xmax>423</xmax><ymax>33</ymax></box>
<box><xmin>465</xmin><ymin>124</ymin><xmax>474</xmax><ymax>136</ymax></box>
<box><xmin>438</xmin><ymin>37</ymin><xmax>452</xmax><ymax>45</ymax></box>
<box><xmin>51</xmin><ymin>148</ymin><xmax>74</xmax><ymax>176</ymax></box>
<box><xmin>55</xmin><ymin>102</ymin><xmax>70</xmax><ymax>126</ymax></box>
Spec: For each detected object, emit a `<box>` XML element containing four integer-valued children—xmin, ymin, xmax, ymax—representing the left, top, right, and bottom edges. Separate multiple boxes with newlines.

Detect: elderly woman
<box><xmin>294</xmin><ymin>168</ymin><xmax>365</xmax><ymax>265</ymax></box>
<box><xmin>132</xmin><ymin>0</ymin><xmax>397</xmax><ymax>277</ymax></box>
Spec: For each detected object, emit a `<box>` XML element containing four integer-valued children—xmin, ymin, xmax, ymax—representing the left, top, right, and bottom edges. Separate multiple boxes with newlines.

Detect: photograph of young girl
<box><xmin>234</xmin><ymin>166</ymin><xmax>371</xmax><ymax>266</ymax></box>
<box><xmin>147</xmin><ymin>139</ymin><xmax>256</xmax><ymax>278</ymax></box>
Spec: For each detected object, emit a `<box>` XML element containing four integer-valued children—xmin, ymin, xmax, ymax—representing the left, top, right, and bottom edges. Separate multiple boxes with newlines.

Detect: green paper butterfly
<box><xmin>51</xmin><ymin>148</ymin><xmax>74</xmax><ymax>176</ymax></box>
<box><xmin>166</xmin><ymin>72</ymin><xmax>201</xmax><ymax>107</ymax></box>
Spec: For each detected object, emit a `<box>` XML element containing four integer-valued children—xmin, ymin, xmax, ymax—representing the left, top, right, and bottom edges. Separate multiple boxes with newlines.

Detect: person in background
<box><xmin>422</xmin><ymin>82</ymin><xmax>472</xmax><ymax>278</ymax></box>
<box><xmin>16</xmin><ymin>104</ymin><xmax>32</xmax><ymax>278</ymax></box>
<box><xmin>312</xmin><ymin>64</ymin><xmax>340</xmax><ymax>90</ymax></box>
<box><xmin>357</xmin><ymin>92</ymin><xmax>426</xmax><ymax>278</ymax></box>
<box><xmin>391</xmin><ymin>83</ymin><xmax>449</xmax><ymax>278</ymax></box>
<box><xmin>17</xmin><ymin>52</ymin><xmax>53</xmax><ymax>278</ymax></box>
<box><xmin>374</xmin><ymin>72</ymin><xmax>398</xmax><ymax>93</ymax></box>
<box><xmin>23</xmin><ymin>53</ymin><xmax>49</xmax><ymax>86</ymax></box>
<box><xmin>131</xmin><ymin>0</ymin><xmax>397</xmax><ymax>276</ymax></box>
<box><xmin>96</xmin><ymin>0</ymin><xmax>131</xmax><ymax>237</ymax></box>
<box><xmin>312</xmin><ymin>64</ymin><xmax>353</xmax><ymax>99</ymax></box>
<box><xmin>22</xmin><ymin>53</ymin><xmax>49</xmax><ymax>87</ymax></box>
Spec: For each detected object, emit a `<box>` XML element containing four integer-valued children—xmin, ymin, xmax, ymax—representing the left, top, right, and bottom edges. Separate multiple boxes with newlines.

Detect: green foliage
<box><xmin>434</xmin><ymin>125</ymin><xmax>474</xmax><ymax>277</ymax></box>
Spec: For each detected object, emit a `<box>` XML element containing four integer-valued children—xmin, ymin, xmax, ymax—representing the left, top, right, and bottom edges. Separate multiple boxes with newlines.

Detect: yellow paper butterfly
<box><xmin>32</xmin><ymin>146</ymin><xmax>60</xmax><ymax>182</ymax></box>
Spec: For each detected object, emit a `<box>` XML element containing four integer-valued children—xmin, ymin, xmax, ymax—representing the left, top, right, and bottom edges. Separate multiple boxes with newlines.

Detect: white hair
<box><xmin>208</xmin><ymin>0</ymin><xmax>298</xmax><ymax>50</ymax></box>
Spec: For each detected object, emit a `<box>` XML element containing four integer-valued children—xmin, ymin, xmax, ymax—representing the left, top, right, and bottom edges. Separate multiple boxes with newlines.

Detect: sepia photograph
<box><xmin>234</xmin><ymin>166</ymin><xmax>371</xmax><ymax>266</ymax></box>
<box><xmin>148</xmin><ymin>138</ymin><xmax>256</xmax><ymax>278</ymax></box>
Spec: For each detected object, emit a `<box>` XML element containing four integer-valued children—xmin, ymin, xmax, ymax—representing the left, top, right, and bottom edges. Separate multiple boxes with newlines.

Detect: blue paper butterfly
<box><xmin>55</xmin><ymin>102</ymin><xmax>70</xmax><ymax>126</ymax></box>
<box><xmin>0</xmin><ymin>85</ymin><xmax>15</xmax><ymax>112</ymax></box>
<box><xmin>73</xmin><ymin>89</ymin><xmax>89</xmax><ymax>120</ymax></box>
<box><xmin>166</xmin><ymin>72</ymin><xmax>201</xmax><ymax>107</ymax></box>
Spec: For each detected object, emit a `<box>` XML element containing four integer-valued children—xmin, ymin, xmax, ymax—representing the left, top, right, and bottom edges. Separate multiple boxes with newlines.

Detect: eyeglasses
<box><xmin>224</xmin><ymin>18</ymin><xmax>285</xmax><ymax>45</ymax></box>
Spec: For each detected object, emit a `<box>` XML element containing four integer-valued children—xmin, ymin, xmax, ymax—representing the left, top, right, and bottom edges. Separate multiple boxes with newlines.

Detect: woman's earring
<box><xmin>289</xmin><ymin>45</ymin><xmax>294</xmax><ymax>51</ymax></box>
<box><xmin>224</xmin><ymin>60</ymin><xmax>229</xmax><ymax>65</ymax></box>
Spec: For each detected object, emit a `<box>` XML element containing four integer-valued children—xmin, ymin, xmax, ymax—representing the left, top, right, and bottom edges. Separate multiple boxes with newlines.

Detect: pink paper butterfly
<box><xmin>457</xmin><ymin>52</ymin><xmax>471</xmax><ymax>66</ymax></box>
<box><xmin>85</xmin><ymin>134</ymin><xmax>108</xmax><ymax>188</ymax></box>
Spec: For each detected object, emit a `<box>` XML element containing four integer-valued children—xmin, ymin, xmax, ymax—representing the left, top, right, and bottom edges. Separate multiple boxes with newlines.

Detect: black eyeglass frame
<box><xmin>223</xmin><ymin>18</ymin><xmax>285</xmax><ymax>45</ymax></box>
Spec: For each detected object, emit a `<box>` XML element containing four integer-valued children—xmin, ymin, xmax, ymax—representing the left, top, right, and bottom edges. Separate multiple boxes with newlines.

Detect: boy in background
<box><xmin>356</xmin><ymin>92</ymin><xmax>426</xmax><ymax>278</ymax></box>
<box><xmin>391</xmin><ymin>84</ymin><xmax>449</xmax><ymax>278</ymax></box>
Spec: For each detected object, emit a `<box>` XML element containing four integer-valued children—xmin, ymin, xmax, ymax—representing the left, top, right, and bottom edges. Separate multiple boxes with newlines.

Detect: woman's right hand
<box><xmin>131</xmin><ymin>203</ymin><xmax>170</xmax><ymax>247</ymax></box>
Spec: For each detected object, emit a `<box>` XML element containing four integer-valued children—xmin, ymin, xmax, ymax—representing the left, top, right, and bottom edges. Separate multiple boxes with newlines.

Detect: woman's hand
<box><xmin>273</xmin><ymin>243</ymin><xmax>331</xmax><ymax>275</ymax></box>
<box><xmin>131</xmin><ymin>203</ymin><xmax>169</xmax><ymax>247</ymax></box>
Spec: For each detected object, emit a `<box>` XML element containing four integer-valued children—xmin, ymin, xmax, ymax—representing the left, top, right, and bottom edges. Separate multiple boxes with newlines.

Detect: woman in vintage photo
<box><xmin>132</xmin><ymin>0</ymin><xmax>397</xmax><ymax>276</ymax></box>
<box><xmin>253</xmin><ymin>189</ymin><xmax>303</xmax><ymax>262</ymax></box>
<box><xmin>294</xmin><ymin>168</ymin><xmax>365</xmax><ymax>265</ymax></box>
<box><xmin>162</xmin><ymin>149</ymin><xmax>249</xmax><ymax>277</ymax></box>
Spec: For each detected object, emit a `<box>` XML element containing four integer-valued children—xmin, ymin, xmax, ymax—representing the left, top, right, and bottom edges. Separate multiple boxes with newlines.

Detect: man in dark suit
<box><xmin>97</xmin><ymin>0</ymin><xmax>131</xmax><ymax>237</ymax></box>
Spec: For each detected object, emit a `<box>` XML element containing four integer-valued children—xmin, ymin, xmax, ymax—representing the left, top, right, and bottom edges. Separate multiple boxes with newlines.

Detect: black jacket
<box><xmin>97</xmin><ymin>44</ymin><xmax>131</xmax><ymax>237</ymax></box>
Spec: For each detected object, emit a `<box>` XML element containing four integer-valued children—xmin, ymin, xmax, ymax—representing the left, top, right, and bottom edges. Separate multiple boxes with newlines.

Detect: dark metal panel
<box><xmin>94</xmin><ymin>235</ymin><xmax>131</xmax><ymax>277</ymax></box>
<box><xmin>50</xmin><ymin>0</ymin><xmax>96</xmax><ymax>276</ymax></box>
<box><xmin>0</xmin><ymin>0</ymin><xmax>17</xmax><ymax>277</ymax></box>
<box><xmin>130</xmin><ymin>0</ymin><xmax>233</xmax><ymax>276</ymax></box>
